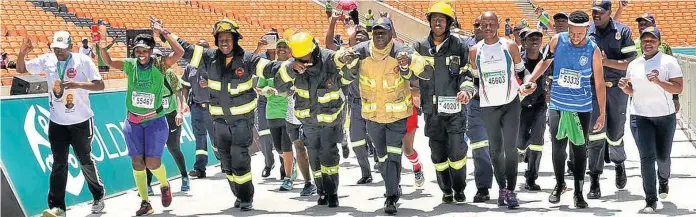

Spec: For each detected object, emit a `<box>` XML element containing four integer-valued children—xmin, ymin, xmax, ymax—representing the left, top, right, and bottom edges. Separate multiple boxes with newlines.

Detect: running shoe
<box><xmin>42</xmin><ymin>208</ymin><xmax>65</xmax><ymax>217</ymax></box>
<box><xmin>280</xmin><ymin>177</ymin><xmax>294</xmax><ymax>191</ymax></box>
<box><xmin>181</xmin><ymin>176</ymin><xmax>190</xmax><ymax>192</ymax></box>
<box><xmin>135</xmin><ymin>200</ymin><xmax>153</xmax><ymax>216</ymax></box>
<box><xmin>91</xmin><ymin>199</ymin><xmax>105</xmax><ymax>214</ymax></box>
<box><xmin>414</xmin><ymin>169</ymin><xmax>425</xmax><ymax>187</ymax></box>
<box><xmin>161</xmin><ymin>185</ymin><xmax>172</xmax><ymax>207</ymax></box>
<box><xmin>300</xmin><ymin>182</ymin><xmax>317</xmax><ymax>196</ymax></box>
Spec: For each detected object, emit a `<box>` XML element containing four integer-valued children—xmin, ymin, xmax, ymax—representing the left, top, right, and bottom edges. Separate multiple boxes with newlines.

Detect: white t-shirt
<box><xmin>26</xmin><ymin>53</ymin><xmax>103</xmax><ymax>125</ymax></box>
<box><xmin>627</xmin><ymin>52</ymin><xmax>683</xmax><ymax>117</ymax></box>
<box><xmin>79</xmin><ymin>46</ymin><xmax>92</xmax><ymax>56</ymax></box>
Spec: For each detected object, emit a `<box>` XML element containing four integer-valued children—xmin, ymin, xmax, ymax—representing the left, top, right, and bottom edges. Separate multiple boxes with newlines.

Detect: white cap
<box><xmin>51</xmin><ymin>31</ymin><xmax>72</xmax><ymax>49</ymax></box>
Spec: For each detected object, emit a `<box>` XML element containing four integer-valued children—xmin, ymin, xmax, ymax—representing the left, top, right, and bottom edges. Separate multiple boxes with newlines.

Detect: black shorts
<box><xmin>269</xmin><ymin>119</ymin><xmax>292</xmax><ymax>152</ymax></box>
<box><xmin>286</xmin><ymin>121</ymin><xmax>302</xmax><ymax>143</ymax></box>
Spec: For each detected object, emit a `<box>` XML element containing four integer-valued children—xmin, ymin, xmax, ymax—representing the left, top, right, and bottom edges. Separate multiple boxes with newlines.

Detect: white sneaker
<box><xmin>91</xmin><ymin>199</ymin><xmax>105</xmax><ymax>214</ymax></box>
<box><xmin>42</xmin><ymin>207</ymin><xmax>66</xmax><ymax>217</ymax></box>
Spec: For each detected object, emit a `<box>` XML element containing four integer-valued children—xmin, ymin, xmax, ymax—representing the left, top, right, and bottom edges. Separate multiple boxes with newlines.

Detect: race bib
<box><xmin>483</xmin><ymin>70</ymin><xmax>507</xmax><ymax>87</ymax></box>
<box><xmin>558</xmin><ymin>68</ymin><xmax>581</xmax><ymax>89</ymax></box>
<box><xmin>162</xmin><ymin>98</ymin><xmax>170</xmax><ymax>109</ymax></box>
<box><xmin>437</xmin><ymin>96</ymin><xmax>461</xmax><ymax>114</ymax></box>
<box><xmin>132</xmin><ymin>91</ymin><xmax>155</xmax><ymax>109</ymax></box>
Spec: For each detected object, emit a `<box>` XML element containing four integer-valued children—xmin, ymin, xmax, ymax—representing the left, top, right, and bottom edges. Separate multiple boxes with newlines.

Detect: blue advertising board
<box><xmin>0</xmin><ymin>90</ymin><xmax>219</xmax><ymax>217</ymax></box>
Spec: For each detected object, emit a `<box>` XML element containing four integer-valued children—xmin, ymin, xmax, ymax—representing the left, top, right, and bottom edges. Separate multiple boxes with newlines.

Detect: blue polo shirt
<box><xmin>181</xmin><ymin>64</ymin><xmax>211</xmax><ymax>104</ymax></box>
<box><xmin>588</xmin><ymin>19</ymin><xmax>637</xmax><ymax>83</ymax></box>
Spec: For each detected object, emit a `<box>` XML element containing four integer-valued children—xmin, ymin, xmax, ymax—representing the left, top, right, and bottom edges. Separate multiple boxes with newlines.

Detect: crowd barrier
<box><xmin>0</xmin><ymin>90</ymin><xmax>220</xmax><ymax>217</ymax></box>
<box><xmin>677</xmin><ymin>54</ymin><xmax>696</xmax><ymax>141</ymax></box>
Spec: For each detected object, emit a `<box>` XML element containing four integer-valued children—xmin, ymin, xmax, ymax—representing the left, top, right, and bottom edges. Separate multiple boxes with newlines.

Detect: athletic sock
<box><xmin>407</xmin><ymin>151</ymin><xmax>422</xmax><ymax>172</ymax></box>
<box><xmin>150</xmin><ymin>164</ymin><xmax>169</xmax><ymax>187</ymax></box>
<box><xmin>133</xmin><ymin>169</ymin><xmax>149</xmax><ymax>201</ymax></box>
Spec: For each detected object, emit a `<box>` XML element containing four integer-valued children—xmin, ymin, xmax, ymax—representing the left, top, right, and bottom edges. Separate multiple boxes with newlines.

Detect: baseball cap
<box><xmin>373</xmin><ymin>17</ymin><xmax>393</xmax><ymax>30</ymax></box>
<box><xmin>553</xmin><ymin>12</ymin><xmax>568</xmax><ymax>20</ymax></box>
<box><xmin>524</xmin><ymin>29</ymin><xmax>543</xmax><ymax>38</ymax></box>
<box><xmin>592</xmin><ymin>0</ymin><xmax>612</xmax><ymax>12</ymax></box>
<box><xmin>50</xmin><ymin>31</ymin><xmax>72</xmax><ymax>49</ymax></box>
<box><xmin>519</xmin><ymin>28</ymin><xmax>530</xmax><ymax>37</ymax></box>
<box><xmin>640</xmin><ymin>27</ymin><xmax>661</xmax><ymax>40</ymax></box>
<box><xmin>635</xmin><ymin>13</ymin><xmax>656</xmax><ymax>24</ymax></box>
<box><xmin>133</xmin><ymin>39</ymin><xmax>153</xmax><ymax>50</ymax></box>
<box><xmin>513</xmin><ymin>25</ymin><xmax>525</xmax><ymax>32</ymax></box>
<box><xmin>276</xmin><ymin>39</ymin><xmax>289</xmax><ymax>46</ymax></box>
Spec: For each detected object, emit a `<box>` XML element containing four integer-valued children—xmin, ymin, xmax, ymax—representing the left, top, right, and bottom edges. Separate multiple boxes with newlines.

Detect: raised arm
<box><xmin>16</xmin><ymin>37</ymin><xmax>35</xmax><ymax>74</ymax></box>
<box><xmin>153</xmin><ymin>24</ymin><xmax>184</xmax><ymax>67</ymax></box>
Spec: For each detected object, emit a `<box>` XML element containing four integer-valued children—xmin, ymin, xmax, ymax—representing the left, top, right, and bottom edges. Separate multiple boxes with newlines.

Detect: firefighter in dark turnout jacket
<box><xmin>338</xmin><ymin>17</ymin><xmax>429</xmax><ymax>214</ymax></box>
<box><xmin>169</xmin><ymin>19</ymin><xmax>273</xmax><ymax>211</ymax></box>
<box><xmin>272</xmin><ymin>32</ymin><xmax>357</xmax><ymax>208</ymax></box>
<box><xmin>411</xmin><ymin>1</ymin><xmax>473</xmax><ymax>204</ymax></box>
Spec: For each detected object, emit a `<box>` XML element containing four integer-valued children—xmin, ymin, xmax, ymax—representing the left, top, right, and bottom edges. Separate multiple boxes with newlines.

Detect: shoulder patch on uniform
<box><xmin>615</xmin><ymin>32</ymin><xmax>621</xmax><ymax>40</ymax></box>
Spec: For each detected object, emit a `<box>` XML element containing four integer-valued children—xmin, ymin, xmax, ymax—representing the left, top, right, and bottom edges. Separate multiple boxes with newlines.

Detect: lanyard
<box><xmin>56</xmin><ymin>54</ymin><xmax>72</xmax><ymax>82</ymax></box>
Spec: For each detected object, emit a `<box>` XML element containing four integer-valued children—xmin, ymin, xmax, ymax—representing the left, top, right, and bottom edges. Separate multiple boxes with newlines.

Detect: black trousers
<box><xmin>517</xmin><ymin>103</ymin><xmax>547</xmax><ymax>182</ymax></box>
<box><xmin>480</xmin><ymin>97</ymin><xmax>521</xmax><ymax>191</ymax></box>
<box><xmin>303</xmin><ymin>124</ymin><xmax>342</xmax><ymax>196</ymax></box>
<box><xmin>424</xmin><ymin>113</ymin><xmax>467</xmax><ymax>194</ymax></box>
<box><xmin>47</xmin><ymin>118</ymin><xmax>105</xmax><ymax>210</ymax></box>
<box><xmin>548</xmin><ymin>110</ymin><xmax>591</xmax><ymax>186</ymax></box>
<box><xmin>367</xmin><ymin>119</ymin><xmax>407</xmax><ymax>198</ymax></box>
<box><xmin>214</xmin><ymin>119</ymin><xmax>255</xmax><ymax>202</ymax></box>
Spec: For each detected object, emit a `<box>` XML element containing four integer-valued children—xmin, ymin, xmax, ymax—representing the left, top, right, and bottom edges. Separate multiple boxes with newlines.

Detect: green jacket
<box><xmin>257</xmin><ymin>77</ymin><xmax>288</xmax><ymax>119</ymax></box>
<box><xmin>634</xmin><ymin>39</ymin><xmax>673</xmax><ymax>56</ymax></box>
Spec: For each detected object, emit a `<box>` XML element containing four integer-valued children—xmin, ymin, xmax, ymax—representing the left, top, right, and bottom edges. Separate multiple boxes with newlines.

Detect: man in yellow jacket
<box><xmin>338</xmin><ymin>17</ymin><xmax>429</xmax><ymax>214</ymax></box>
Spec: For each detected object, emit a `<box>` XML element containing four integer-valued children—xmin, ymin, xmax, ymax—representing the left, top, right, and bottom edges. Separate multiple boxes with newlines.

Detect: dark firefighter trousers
<box><xmin>213</xmin><ymin>119</ymin><xmax>255</xmax><ymax>203</ymax></box>
<box><xmin>424</xmin><ymin>112</ymin><xmax>468</xmax><ymax>195</ymax></box>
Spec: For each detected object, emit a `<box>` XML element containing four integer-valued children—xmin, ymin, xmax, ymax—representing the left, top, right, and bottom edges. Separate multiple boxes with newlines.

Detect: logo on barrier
<box><xmin>25</xmin><ymin>105</ymin><xmax>86</xmax><ymax>196</ymax></box>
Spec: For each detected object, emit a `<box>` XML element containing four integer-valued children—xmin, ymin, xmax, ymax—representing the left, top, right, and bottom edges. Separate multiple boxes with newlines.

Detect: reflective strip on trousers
<box><xmin>386</xmin><ymin>146</ymin><xmax>402</xmax><ymax>155</ymax></box>
<box><xmin>313</xmin><ymin>170</ymin><xmax>322</xmax><ymax>178</ymax></box>
<box><xmin>227</xmin><ymin>172</ymin><xmax>252</xmax><ymax>184</ymax></box>
<box><xmin>471</xmin><ymin>140</ymin><xmax>489</xmax><ymax>150</ymax></box>
<box><xmin>528</xmin><ymin>144</ymin><xmax>543</xmax><ymax>152</ymax></box>
<box><xmin>378</xmin><ymin>155</ymin><xmax>388</xmax><ymax>163</ymax></box>
<box><xmin>195</xmin><ymin>150</ymin><xmax>208</xmax><ymax>155</ymax></box>
<box><xmin>351</xmin><ymin>139</ymin><xmax>366</xmax><ymax>148</ymax></box>
<box><xmin>258</xmin><ymin>129</ymin><xmax>271</xmax><ymax>136</ymax></box>
<box><xmin>449</xmin><ymin>157</ymin><xmax>466</xmax><ymax>170</ymax></box>
<box><xmin>434</xmin><ymin>161</ymin><xmax>450</xmax><ymax>172</ymax></box>
<box><xmin>321</xmin><ymin>165</ymin><xmax>339</xmax><ymax>175</ymax></box>
<box><xmin>589</xmin><ymin>132</ymin><xmax>606</xmax><ymax>141</ymax></box>
<box><xmin>607</xmin><ymin>137</ymin><xmax>623</xmax><ymax>146</ymax></box>
<box><xmin>208</xmin><ymin>79</ymin><xmax>222</xmax><ymax>91</ymax></box>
